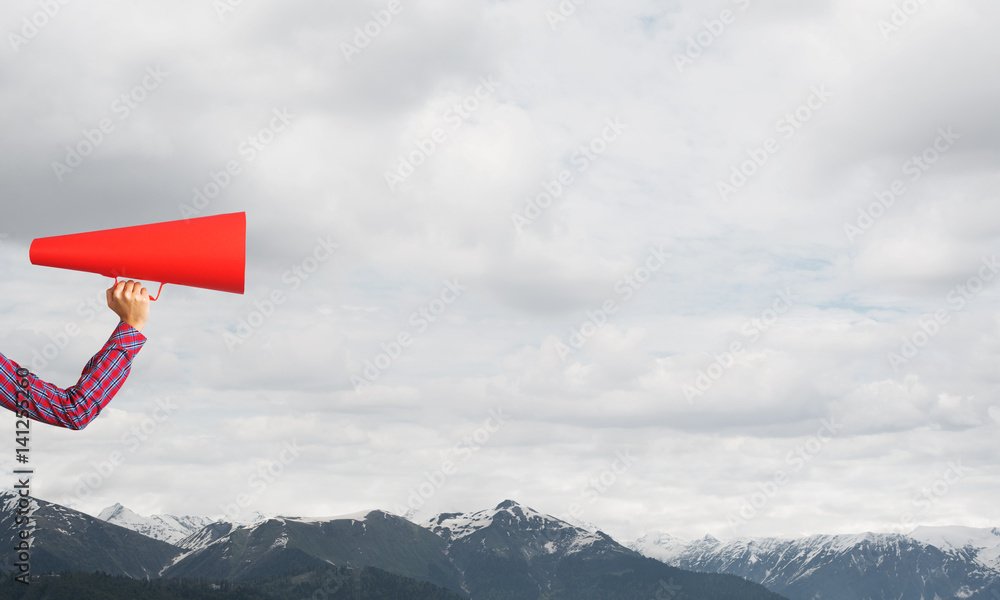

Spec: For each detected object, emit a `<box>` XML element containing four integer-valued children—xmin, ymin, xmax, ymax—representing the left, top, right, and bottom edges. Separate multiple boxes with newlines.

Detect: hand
<box><xmin>107</xmin><ymin>280</ymin><xmax>150</xmax><ymax>333</ymax></box>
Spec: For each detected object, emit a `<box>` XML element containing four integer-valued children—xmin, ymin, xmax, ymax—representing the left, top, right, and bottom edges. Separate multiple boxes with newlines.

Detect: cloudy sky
<box><xmin>1</xmin><ymin>0</ymin><xmax>999</xmax><ymax>544</ymax></box>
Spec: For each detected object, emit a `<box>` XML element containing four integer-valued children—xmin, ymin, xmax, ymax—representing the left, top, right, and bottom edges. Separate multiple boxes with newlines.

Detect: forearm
<box><xmin>1</xmin><ymin>322</ymin><xmax>146</xmax><ymax>430</ymax></box>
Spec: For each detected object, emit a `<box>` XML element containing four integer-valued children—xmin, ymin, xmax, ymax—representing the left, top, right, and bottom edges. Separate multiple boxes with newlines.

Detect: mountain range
<box><xmin>630</xmin><ymin>527</ymin><xmax>1000</xmax><ymax>600</ymax></box>
<box><xmin>2</xmin><ymin>492</ymin><xmax>782</xmax><ymax>600</ymax></box>
<box><xmin>97</xmin><ymin>502</ymin><xmax>216</xmax><ymax>545</ymax></box>
<box><xmin>4</xmin><ymin>490</ymin><xmax>1000</xmax><ymax>600</ymax></box>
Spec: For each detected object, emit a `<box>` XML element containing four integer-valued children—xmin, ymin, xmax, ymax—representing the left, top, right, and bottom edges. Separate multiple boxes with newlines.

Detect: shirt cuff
<box><xmin>110</xmin><ymin>321</ymin><xmax>147</xmax><ymax>358</ymax></box>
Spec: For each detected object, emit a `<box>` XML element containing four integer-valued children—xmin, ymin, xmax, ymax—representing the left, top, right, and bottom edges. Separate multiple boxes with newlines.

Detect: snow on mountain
<box><xmin>426</xmin><ymin>506</ymin><xmax>501</xmax><ymax>541</ymax></box>
<box><xmin>162</xmin><ymin>509</ymin><xmax>465</xmax><ymax>589</ymax></box>
<box><xmin>177</xmin><ymin>521</ymin><xmax>236</xmax><ymax>551</ymax></box>
<box><xmin>280</xmin><ymin>509</ymin><xmax>374</xmax><ymax>524</ymax></box>
<box><xmin>425</xmin><ymin>501</ymin><xmax>787</xmax><ymax>600</ymax></box>
<box><xmin>227</xmin><ymin>509</ymin><xmax>271</xmax><ymax>527</ymax></box>
<box><xmin>629</xmin><ymin>528</ymin><xmax>1000</xmax><ymax>600</ymax></box>
<box><xmin>426</xmin><ymin>499</ymin><xmax>569</xmax><ymax>539</ymax></box>
<box><xmin>0</xmin><ymin>492</ymin><xmax>183</xmax><ymax>579</ymax></box>
<box><xmin>426</xmin><ymin>499</ymin><xmax>606</xmax><ymax>553</ymax></box>
<box><xmin>97</xmin><ymin>503</ymin><xmax>215</xmax><ymax>545</ymax></box>
<box><xmin>176</xmin><ymin>510</ymin><xmax>379</xmax><ymax>553</ymax></box>
<box><xmin>629</xmin><ymin>529</ymin><xmax>929</xmax><ymax>575</ymax></box>
<box><xmin>629</xmin><ymin>531</ymin><xmax>694</xmax><ymax>563</ymax></box>
<box><xmin>909</xmin><ymin>525</ymin><xmax>1000</xmax><ymax>572</ymax></box>
<box><xmin>632</xmin><ymin>526</ymin><xmax>1000</xmax><ymax>575</ymax></box>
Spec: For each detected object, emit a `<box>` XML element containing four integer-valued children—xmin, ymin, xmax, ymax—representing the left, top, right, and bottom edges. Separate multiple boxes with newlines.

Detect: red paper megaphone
<box><xmin>29</xmin><ymin>212</ymin><xmax>246</xmax><ymax>300</ymax></box>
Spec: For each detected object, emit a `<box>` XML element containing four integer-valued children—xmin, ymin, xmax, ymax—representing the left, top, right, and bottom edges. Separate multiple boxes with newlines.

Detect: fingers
<box><xmin>107</xmin><ymin>280</ymin><xmax>149</xmax><ymax>302</ymax></box>
<box><xmin>107</xmin><ymin>281</ymin><xmax>126</xmax><ymax>307</ymax></box>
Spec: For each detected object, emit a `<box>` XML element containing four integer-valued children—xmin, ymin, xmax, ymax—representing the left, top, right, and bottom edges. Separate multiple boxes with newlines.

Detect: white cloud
<box><xmin>1</xmin><ymin>0</ymin><xmax>998</xmax><ymax>543</ymax></box>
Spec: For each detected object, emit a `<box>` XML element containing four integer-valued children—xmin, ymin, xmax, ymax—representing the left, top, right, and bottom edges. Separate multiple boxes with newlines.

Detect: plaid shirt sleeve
<box><xmin>0</xmin><ymin>321</ymin><xmax>146</xmax><ymax>430</ymax></box>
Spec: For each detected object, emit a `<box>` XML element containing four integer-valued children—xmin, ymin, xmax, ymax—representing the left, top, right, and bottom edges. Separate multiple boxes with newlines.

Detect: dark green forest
<box><xmin>0</xmin><ymin>567</ymin><xmax>467</xmax><ymax>600</ymax></box>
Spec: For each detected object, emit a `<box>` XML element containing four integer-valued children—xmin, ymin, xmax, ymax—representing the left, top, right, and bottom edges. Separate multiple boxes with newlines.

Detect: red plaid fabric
<box><xmin>1</xmin><ymin>321</ymin><xmax>146</xmax><ymax>430</ymax></box>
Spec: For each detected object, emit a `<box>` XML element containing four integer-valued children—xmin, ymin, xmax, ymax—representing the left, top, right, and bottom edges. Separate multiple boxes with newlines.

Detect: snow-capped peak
<box><xmin>628</xmin><ymin>531</ymin><xmax>689</xmax><ymax>562</ymax></box>
<box><xmin>97</xmin><ymin>503</ymin><xmax>144</xmax><ymax>525</ymax></box>
<box><xmin>426</xmin><ymin>500</ymin><xmax>569</xmax><ymax>541</ymax></box>
<box><xmin>96</xmin><ymin>503</ymin><xmax>215</xmax><ymax>545</ymax></box>
<box><xmin>425</xmin><ymin>500</ymin><xmax>608</xmax><ymax>556</ymax></box>
<box><xmin>279</xmin><ymin>509</ymin><xmax>375</xmax><ymax>524</ymax></box>
<box><xmin>227</xmin><ymin>510</ymin><xmax>271</xmax><ymax>528</ymax></box>
<box><xmin>909</xmin><ymin>525</ymin><xmax>1000</xmax><ymax>571</ymax></box>
<box><xmin>97</xmin><ymin>503</ymin><xmax>126</xmax><ymax>521</ymax></box>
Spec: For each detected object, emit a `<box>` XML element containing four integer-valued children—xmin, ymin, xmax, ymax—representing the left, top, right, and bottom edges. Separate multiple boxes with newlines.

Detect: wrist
<box><xmin>124</xmin><ymin>319</ymin><xmax>146</xmax><ymax>333</ymax></box>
